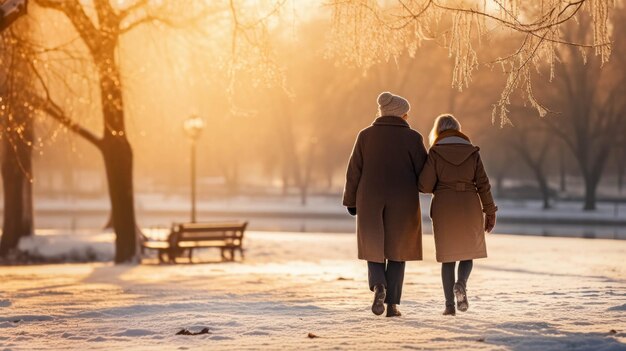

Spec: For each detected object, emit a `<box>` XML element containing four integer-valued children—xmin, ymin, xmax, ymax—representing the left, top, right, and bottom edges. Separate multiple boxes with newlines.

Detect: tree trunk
<box><xmin>299</xmin><ymin>153</ymin><xmax>312</xmax><ymax>206</ymax></box>
<box><xmin>281</xmin><ymin>166</ymin><xmax>289</xmax><ymax>196</ymax></box>
<box><xmin>512</xmin><ymin>139</ymin><xmax>551</xmax><ymax>209</ymax></box>
<box><xmin>619</xmin><ymin>165</ymin><xmax>624</xmax><ymax>195</ymax></box>
<box><xmin>296</xmin><ymin>164</ymin><xmax>307</xmax><ymax>205</ymax></box>
<box><xmin>616</xmin><ymin>148</ymin><xmax>625</xmax><ymax>194</ymax></box>
<box><xmin>0</xmin><ymin>20</ymin><xmax>36</xmax><ymax>257</ymax></box>
<box><xmin>573</xmin><ymin>145</ymin><xmax>610</xmax><ymax>211</ymax></box>
<box><xmin>101</xmin><ymin>136</ymin><xmax>137</xmax><ymax>263</ymax></box>
<box><xmin>299</xmin><ymin>184</ymin><xmax>307</xmax><ymax>206</ymax></box>
<box><xmin>0</xmin><ymin>120</ymin><xmax>34</xmax><ymax>256</ymax></box>
<box><xmin>225</xmin><ymin>163</ymin><xmax>240</xmax><ymax>195</ymax></box>
<box><xmin>495</xmin><ymin>172</ymin><xmax>504</xmax><ymax>197</ymax></box>
<box><xmin>535</xmin><ymin>171</ymin><xmax>551</xmax><ymax>210</ymax></box>
<box><xmin>583</xmin><ymin>175</ymin><xmax>599</xmax><ymax>211</ymax></box>
<box><xmin>326</xmin><ymin>170</ymin><xmax>333</xmax><ymax>190</ymax></box>
<box><xmin>96</xmin><ymin>50</ymin><xmax>138</xmax><ymax>263</ymax></box>
<box><xmin>559</xmin><ymin>146</ymin><xmax>567</xmax><ymax>193</ymax></box>
<box><xmin>298</xmin><ymin>142</ymin><xmax>316</xmax><ymax>206</ymax></box>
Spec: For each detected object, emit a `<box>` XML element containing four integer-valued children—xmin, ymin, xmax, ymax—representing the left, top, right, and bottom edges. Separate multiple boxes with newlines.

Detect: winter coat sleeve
<box><xmin>418</xmin><ymin>152</ymin><xmax>437</xmax><ymax>194</ymax></box>
<box><xmin>342</xmin><ymin>132</ymin><xmax>364</xmax><ymax>207</ymax></box>
<box><xmin>412</xmin><ymin>135</ymin><xmax>428</xmax><ymax>180</ymax></box>
<box><xmin>474</xmin><ymin>152</ymin><xmax>498</xmax><ymax>214</ymax></box>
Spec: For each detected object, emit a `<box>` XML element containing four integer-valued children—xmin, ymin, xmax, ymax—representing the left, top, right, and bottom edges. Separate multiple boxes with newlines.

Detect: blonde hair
<box><xmin>429</xmin><ymin>114</ymin><xmax>461</xmax><ymax>147</ymax></box>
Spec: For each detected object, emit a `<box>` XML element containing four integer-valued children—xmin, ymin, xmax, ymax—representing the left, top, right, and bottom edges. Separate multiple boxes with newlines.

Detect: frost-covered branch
<box><xmin>327</xmin><ymin>0</ymin><xmax>615</xmax><ymax>125</ymax></box>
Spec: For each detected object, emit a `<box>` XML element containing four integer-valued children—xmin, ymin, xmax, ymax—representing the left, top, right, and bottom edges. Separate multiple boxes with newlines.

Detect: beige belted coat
<box><xmin>418</xmin><ymin>130</ymin><xmax>497</xmax><ymax>263</ymax></box>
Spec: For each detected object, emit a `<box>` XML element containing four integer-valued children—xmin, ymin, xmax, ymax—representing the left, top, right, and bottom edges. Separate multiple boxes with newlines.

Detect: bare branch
<box><xmin>35</xmin><ymin>96</ymin><xmax>102</xmax><ymax>148</ymax></box>
<box><xmin>542</xmin><ymin>116</ymin><xmax>577</xmax><ymax>154</ymax></box>
<box><xmin>33</xmin><ymin>0</ymin><xmax>102</xmax><ymax>56</ymax></box>
<box><xmin>119</xmin><ymin>0</ymin><xmax>149</xmax><ymax>20</ymax></box>
<box><xmin>27</xmin><ymin>59</ymin><xmax>101</xmax><ymax>147</ymax></box>
<box><xmin>120</xmin><ymin>6</ymin><xmax>219</xmax><ymax>35</ymax></box>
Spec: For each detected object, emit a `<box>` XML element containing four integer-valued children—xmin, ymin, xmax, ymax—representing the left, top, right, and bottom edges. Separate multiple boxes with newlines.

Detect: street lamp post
<box><xmin>183</xmin><ymin>115</ymin><xmax>205</xmax><ymax>223</ymax></box>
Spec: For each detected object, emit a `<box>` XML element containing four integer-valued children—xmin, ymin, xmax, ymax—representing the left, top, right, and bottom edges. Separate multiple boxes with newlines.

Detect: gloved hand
<box><xmin>485</xmin><ymin>213</ymin><xmax>496</xmax><ymax>233</ymax></box>
<box><xmin>347</xmin><ymin>207</ymin><xmax>357</xmax><ymax>216</ymax></box>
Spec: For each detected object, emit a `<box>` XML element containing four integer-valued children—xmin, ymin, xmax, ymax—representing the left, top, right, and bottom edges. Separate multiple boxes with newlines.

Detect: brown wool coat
<box><xmin>343</xmin><ymin>116</ymin><xmax>428</xmax><ymax>263</ymax></box>
<box><xmin>418</xmin><ymin>134</ymin><xmax>497</xmax><ymax>263</ymax></box>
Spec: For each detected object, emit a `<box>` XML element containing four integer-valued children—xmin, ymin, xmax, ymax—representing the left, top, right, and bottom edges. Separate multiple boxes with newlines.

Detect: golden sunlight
<box><xmin>0</xmin><ymin>0</ymin><xmax>624</xmax><ymax>350</ymax></box>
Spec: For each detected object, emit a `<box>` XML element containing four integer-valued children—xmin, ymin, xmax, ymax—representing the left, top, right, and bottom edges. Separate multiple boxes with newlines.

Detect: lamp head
<box><xmin>183</xmin><ymin>115</ymin><xmax>204</xmax><ymax>139</ymax></box>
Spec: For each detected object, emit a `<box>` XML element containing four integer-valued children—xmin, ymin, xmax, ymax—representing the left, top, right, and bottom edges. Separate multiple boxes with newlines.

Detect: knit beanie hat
<box><xmin>377</xmin><ymin>92</ymin><xmax>410</xmax><ymax>117</ymax></box>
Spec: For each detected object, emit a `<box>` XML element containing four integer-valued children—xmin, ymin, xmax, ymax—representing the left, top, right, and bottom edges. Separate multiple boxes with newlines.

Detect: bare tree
<box><xmin>616</xmin><ymin>142</ymin><xmax>626</xmax><ymax>195</ymax></box>
<box><xmin>296</xmin><ymin>138</ymin><xmax>317</xmax><ymax>206</ymax></box>
<box><xmin>28</xmin><ymin>0</ymin><xmax>212</xmax><ymax>262</ymax></box>
<box><xmin>543</xmin><ymin>12</ymin><xmax>626</xmax><ymax>210</ymax></box>
<box><xmin>558</xmin><ymin>144</ymin><xmax>568</xmax><ymax>193</ymax></box>
<box><xmin>0</xmin><ymin>21</ymin><xmax>35</xmax><ymax>256</ymax></box>
<box><xmin>506</xmin><ymin>110</ymin><xmax>554</xmax><ymax>209</ymax></box>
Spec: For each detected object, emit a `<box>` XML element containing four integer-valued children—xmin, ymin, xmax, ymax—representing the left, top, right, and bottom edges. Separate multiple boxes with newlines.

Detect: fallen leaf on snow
<box><xmin>176</xmin><ymin>328</ymin><xmax>210</xmax><ymax>336</ymax></box>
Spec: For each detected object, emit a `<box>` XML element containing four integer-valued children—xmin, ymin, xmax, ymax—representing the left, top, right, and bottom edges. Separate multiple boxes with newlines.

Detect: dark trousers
<box><xmin>441</xmin><ymin>260</ymin><xmax>473</xmax><ymax>307</ymax></box>
<box><xmin>367</xmin><ymin>260</ymin><xmax>405</xmax><ymax>305</ymax></box>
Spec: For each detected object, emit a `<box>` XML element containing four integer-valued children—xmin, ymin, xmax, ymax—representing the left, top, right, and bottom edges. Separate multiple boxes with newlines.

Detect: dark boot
<box><xmin>443</xmin><ymin>305</ymin><xmax>456</xmax><ymax>316</ymax></box>
<box><xmin>385</xmin><ymin>304</ymin><xmax>401</xmax><ymax>317</ymax></box>
<box><xmin>371</xmin><ymin>284</ymin><xmax>386</xmax><ymax>316</ymax></box>
<box><xmin>454</xmin><ymin>282</ymin><xmax>469</xmax><ymax>312</ymax></box>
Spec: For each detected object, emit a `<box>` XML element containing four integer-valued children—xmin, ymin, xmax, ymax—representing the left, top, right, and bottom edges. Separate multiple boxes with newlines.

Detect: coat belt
<box><xmin>435</xmin><ymin>182</ymin><xmax>477</xmax><ymax>192</ymax></box>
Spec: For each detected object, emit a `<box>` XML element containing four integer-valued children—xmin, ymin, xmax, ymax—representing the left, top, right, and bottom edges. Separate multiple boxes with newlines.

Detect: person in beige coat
<box><xmin>418</xmin><ymin>114</ymin><xmax>497</xmax><ymax>316</ymax></box>
<box><xmin>343</xmin><ymin>92</ymin><xmax>427</xmax><ymax>317</ymax></box>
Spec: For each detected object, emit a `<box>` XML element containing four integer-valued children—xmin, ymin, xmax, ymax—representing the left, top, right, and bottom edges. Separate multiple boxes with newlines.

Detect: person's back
<box><xmin>343</xmin><ymin>114</ymin><xmax>427</xmax><ymax>263</ymax></box>
<box><xmin>418</xmin><ymin>114</ymin><xmax>497</xmax><ymax>317</ymax></box>
<box><xmin>342</xmin><ymin>92</ymin><xmax>427</xmax><ymax>317</ymax></box>
<box><xmin>356</xmin><ymin>118</ymin><xmax>425</xmax><ymax>200</ymax></box>
<box><xmin>428</xmin><ymin>143</ymin><xmax>481</xmax><ymax>194</ymax></box>
<box><xmin>424</xmin><ymin>143</ymin><xmax>488</xmax><ymax>260</ymax></box>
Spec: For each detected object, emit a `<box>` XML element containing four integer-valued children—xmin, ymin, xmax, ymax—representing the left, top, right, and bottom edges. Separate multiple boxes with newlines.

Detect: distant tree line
<box><xmin>0</xmin><ymin>0</ymin><xmax>622</xmax><ymax>261</ymax></box>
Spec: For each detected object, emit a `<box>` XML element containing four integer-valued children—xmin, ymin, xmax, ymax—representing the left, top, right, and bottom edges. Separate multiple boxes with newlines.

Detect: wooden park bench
<box><xmin>142</xmin><ymin>221</ymin><xmax>248</xmax><ymax>263</ymax></box>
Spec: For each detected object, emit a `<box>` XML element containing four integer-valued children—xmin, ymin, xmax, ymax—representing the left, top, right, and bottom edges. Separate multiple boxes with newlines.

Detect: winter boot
<box><xmin>371</xmin><ymin>284</ymin><xmax>386</xmax><ymax>316</ymax></box>
<box><xmin>454</xmin><ymin>282</ymin><xmax>469</xmax><ymax>312</ymax></box>
<box><xmin>386</xmin><ymin>304</ymin><xmax>401</xmax><ymax>317</ymax></box>
<box><xmin>443</xmin><ymin>305</ymin><xmax>456</xmax><ymax>316</ymax></box>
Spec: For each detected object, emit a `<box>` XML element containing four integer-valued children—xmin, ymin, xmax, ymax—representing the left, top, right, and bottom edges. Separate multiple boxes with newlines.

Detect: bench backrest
<box><xmin>170</xmin><ymin>221</ymin><xmax>248</xmax><ymax>244</ymax></box>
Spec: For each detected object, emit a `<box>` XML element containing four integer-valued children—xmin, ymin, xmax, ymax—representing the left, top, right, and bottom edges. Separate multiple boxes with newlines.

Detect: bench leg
<box><xmin>157</xmin><ymin>249</ymin><xmax>165</xmax><ymax>263</ymax></box>
<box><xmin>220</xmin><ymin>248</ymin><xmax>226</xmax><ymax>261</ymax></box>
<box><xmin>238</xmin><ymin>247</ymin><xmax>244</xmax><ymax>261</ymax></box>
<box><xmin>168</xmin><ymin>248</ymin><xmax>177</xmax><ymax>264</ymax></box>
<box><xmin>188</xmin><ymin>248</ymin><xmax>193</xmax><ymax>263</ymax></box>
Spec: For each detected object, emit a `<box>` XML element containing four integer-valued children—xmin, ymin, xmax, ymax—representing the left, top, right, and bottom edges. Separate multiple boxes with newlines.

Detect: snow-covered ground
<box><xmin>2</xmin><ymin>231</ymin><xmax>625</xmax><ymax>350</ymax></box>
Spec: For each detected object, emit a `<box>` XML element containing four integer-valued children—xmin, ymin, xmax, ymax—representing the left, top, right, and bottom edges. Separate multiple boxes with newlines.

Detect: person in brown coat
<box><xmin>418</xmin><ymin>114</ymin><xmax>497</xmax><ymax>316</ymax></box>
<box><xmin>343</xmin><ymin>92</ymin><xmax>427</xmax><ymax>317</ymax></box>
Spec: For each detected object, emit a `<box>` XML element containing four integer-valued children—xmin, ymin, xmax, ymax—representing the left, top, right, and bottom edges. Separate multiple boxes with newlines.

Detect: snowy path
<box><xmin>1</xmin><ymin>232</ymin><xmax>625</xmax><ymax>350</ymax></box>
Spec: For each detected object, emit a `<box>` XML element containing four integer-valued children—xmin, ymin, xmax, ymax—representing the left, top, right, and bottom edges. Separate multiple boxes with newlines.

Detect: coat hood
<box><xmin>430</xmin><ymin>144</ymin><xmax>480</xmax><ymax>166</ymax></box>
